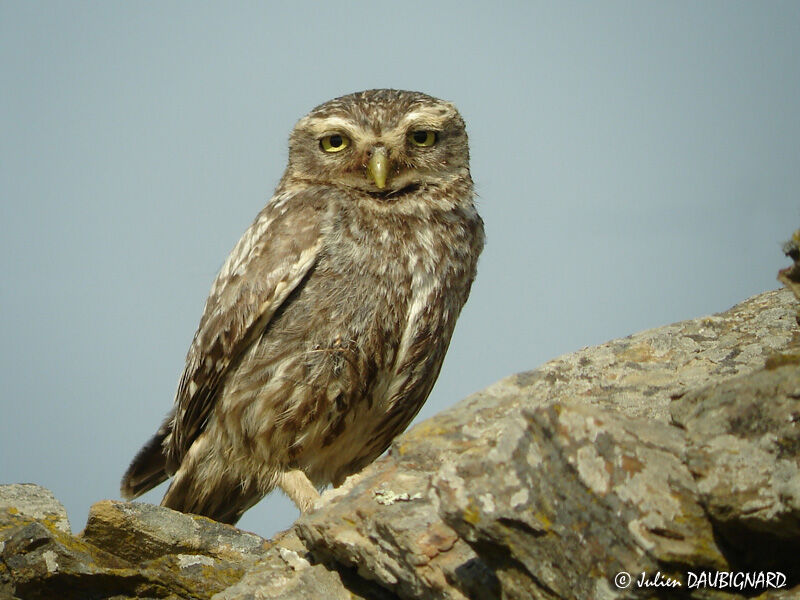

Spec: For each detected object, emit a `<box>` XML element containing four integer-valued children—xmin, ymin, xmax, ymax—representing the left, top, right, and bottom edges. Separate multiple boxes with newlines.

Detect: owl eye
<box><xmin>320</xmin><ymin>134</ymin><xmax>350</xmax><ymax>153</ymax></box>
<box><xmin>409</xmin><ymin>130</ymin><xmax>437</xmax><ymax>147</ymax></box>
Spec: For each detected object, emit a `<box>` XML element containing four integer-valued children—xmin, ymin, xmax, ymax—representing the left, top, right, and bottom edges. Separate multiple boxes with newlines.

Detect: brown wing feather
<box><xmin>120</xmin><ymin>411</ymin><xmax>173</xmax><ymax>499</ymax></box>
<box><xmin>164</xmin><ymin>190</ymin><xmax>324</xmax><ymax>472</ymax></box>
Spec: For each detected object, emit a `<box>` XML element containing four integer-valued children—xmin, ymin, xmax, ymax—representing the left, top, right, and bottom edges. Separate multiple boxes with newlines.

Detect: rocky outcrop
<box><xmin>296</xmin><ymin>287</ymin><xmax>800</xmax><ymax>600</ymax></box>
<box><xmin>0</xmin><ymin>485</ymin><xmax>390</xmax><ymax>600</ymax></box>
<box><xmin>3</xmin><ymin>248</ymin><xmax>799</xmax><ymax>599</ymax></box>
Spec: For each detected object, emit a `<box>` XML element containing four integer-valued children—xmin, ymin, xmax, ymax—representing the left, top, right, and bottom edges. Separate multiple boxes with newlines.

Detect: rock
<box><xmin>211</xmin><ymin>530</ymin><xmax>394</xmax><ymax>600</ymax></box>
<box><xmin>1</xmin><ymin>485</ymin><xmax>135</xmax><ymax>600</ymax></box>
<box><xmin>1</xmin><ymin>487</ymin><xmax>277</xmax><ymax>600</ymax></box>
<box><xmin>671</xmin><ymin>361</ymin><xmax>800</xmax><ymax>573</ymax></box>
<box><xmin>297</xmin><ymin>288</ymin><xmax>798</xmax><ymax>599</ymax></box>
<box><xmin>0</xmin><ymin>489</ymin><xmax>389</xmax><ymax>600</ymax></box>
<box><xmin>296</xmin><ymin>460</ymin><xmax>497</xmax><ymax>600</ymax></box>
<box><xmin>475</xmin><ymin>288</ymin><xmax>797</xmax><ymax>424</ymax></box>
<box><xmin>434</xmin><ymin>401</ymin><xmax>728</xmax><ymax>600</ymax></box>
<box><xmin>80</xmin><ymin>500</ymin><xmax>269</xmax><ymax>564</ymax></box>
<box><xmin>0</xmin><ymin>484</ymin><xmax>71</xmax><ymax>535</ymax></box>
<box><xmin>3</xmin><ymin>286</ymin><xmax>800</xmax><ymax>599</ymax></box>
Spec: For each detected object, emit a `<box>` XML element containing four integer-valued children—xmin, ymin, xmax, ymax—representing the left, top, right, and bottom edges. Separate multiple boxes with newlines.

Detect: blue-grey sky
<box><xmin>2</xmin><ymin>2</ymin><xmax>798</xmax><ymax>537</ymax></box>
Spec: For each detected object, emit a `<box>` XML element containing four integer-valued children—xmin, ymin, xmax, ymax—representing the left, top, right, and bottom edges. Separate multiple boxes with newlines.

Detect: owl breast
<box><xmin>214</xmin><ymin>185</ymin><xmax>481</xmax><ymax>489</ymax></box>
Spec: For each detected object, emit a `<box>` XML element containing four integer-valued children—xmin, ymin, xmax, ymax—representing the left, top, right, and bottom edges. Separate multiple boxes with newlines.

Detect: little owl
<box><xmin>121</xmin><ymin>89</ymin><xmax>484</xmax><ymax>524</ymax></box>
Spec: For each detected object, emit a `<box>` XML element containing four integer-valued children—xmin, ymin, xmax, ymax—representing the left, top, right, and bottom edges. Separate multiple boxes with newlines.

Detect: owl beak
<box><xmin>367</xmin><ymin>147</ymin><xmax>389</xmax><ymax>189</ymax></box>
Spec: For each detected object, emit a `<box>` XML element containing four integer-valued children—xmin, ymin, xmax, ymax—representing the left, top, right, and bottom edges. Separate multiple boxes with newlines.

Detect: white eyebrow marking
<box><xmin>308</xmin><ymin>116</ymin><xmax>357</xmax><ymax>135</ymax></box>
<box><xmin>399</xmin><ymin>105</ymin><xmax>453</xmax><ymax>129</ymax></box>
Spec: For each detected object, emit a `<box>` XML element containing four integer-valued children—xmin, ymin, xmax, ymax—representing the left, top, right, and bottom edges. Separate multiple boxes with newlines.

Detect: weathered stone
<box><xmin>296</xmin><ymin>288</ymin><xmax>799</xmax><ymax>599</ymax></box>
<box><xmin>474</xmin><ymin>289</ymin><xmax>797</xmax><ymax>423</ymax></box>
<box><xmin>0</xmin><ymin>484</ymin><xmax>71</xmax><ymax>534</ymax></box>
<box><xmin>1</xmin><ymin>504</ymin><xmax>135</xmax><ymax>600</ymax></box>
<box><xmin>671</xmin><ymin>361</ymin><xmax>800</xmax><ymax>573</ymax></box>
<box><xmin>1</xmin><ymin>493</ymin><xmax>272</xmax><ymax>599</ymax></box>
<box><xmin>210</xmin><ymin>530</ymin><xmax>394</xmax><ymax>600</ymax></box>
<box><xmin>80</xmin><ymin>500</ymin><xmax>269</xmax><ymax>564</ymax></box>
<box><xmin>297</xmin><ymin>460</ymin><xmax>496</xmax><ymax>600</ymax></box>
<box><xmin>1</xmin><ymin>491</ymin><xmax>391</xmax><ymax>599</ymax></box>
<box><xmin>434</xmin><ymin>402</ymin><xmax>727</xmax><ymax>599</ymax></box>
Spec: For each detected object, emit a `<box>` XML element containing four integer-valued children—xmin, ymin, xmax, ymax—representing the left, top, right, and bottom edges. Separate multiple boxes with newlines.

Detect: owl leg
<box><xmin>277</xmin><ymin>469</ymin><xmax>320</xmax><ymax>512</ymax></box>
<box><xmin>160</xmin><ymin>433</ymin><xmax>264</xmax><ymax>525</ymax></box>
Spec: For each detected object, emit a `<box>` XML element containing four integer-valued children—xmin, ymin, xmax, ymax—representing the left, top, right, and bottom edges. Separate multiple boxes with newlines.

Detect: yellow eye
<box><xmin>409</xmin><ymin>130</ymin><xmax>437</xmax><ymax>147</ymax></box>
<box><xmin>320</xmin><ymin>134</ymin><xmax>350</xmax><ymax>153</ymax></box>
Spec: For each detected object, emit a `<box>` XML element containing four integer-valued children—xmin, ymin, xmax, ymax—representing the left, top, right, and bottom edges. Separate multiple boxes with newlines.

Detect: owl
<box><xmin>121</xmin><ymin>89</ymin><xmax>484</xmax><ymax>524</ymax></box>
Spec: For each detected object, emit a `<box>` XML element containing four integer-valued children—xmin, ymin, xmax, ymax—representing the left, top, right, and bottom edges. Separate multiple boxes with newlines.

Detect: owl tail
<box><xmin>120</xmin><ymin>413</ymin><xmax>172</xmax><ymax>500</ymax></box>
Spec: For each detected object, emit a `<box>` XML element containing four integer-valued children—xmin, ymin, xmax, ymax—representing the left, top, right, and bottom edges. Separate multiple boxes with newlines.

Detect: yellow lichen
<box><xmin>463</xmin><ymin>503</ymin><xmax>481</xmax><ymax>526</ymax></box>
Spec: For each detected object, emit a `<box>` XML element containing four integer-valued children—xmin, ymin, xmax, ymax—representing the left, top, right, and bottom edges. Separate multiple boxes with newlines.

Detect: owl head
<box><xmin>286</xmin><ymin>89</ymin><xmax>470</xmax><ymax>198</ymax></box>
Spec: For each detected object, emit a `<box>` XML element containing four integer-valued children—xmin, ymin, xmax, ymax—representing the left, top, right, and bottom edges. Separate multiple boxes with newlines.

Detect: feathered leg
<box><xmin>159</xmin><ymin>433</ymin><xmax>265</xmax><ymax>525</ymax></box>
<box><xmin>277</xmin><ymin>469</ymin><xmax>320</xmax><ymax>512</ymax></box>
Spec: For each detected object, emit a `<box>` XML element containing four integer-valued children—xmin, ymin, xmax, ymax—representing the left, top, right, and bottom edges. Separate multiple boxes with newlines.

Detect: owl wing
<box><xmin>166</xmin><ymin>190</ymin><xmax>323</xmax><ymax>472</ymax></box>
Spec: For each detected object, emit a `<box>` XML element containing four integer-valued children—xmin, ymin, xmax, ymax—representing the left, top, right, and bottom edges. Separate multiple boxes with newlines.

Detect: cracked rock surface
<box><xmin>2</xmin><ymin>288</ymin><xmax>799</xmax><ymax>599</ymax></box>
